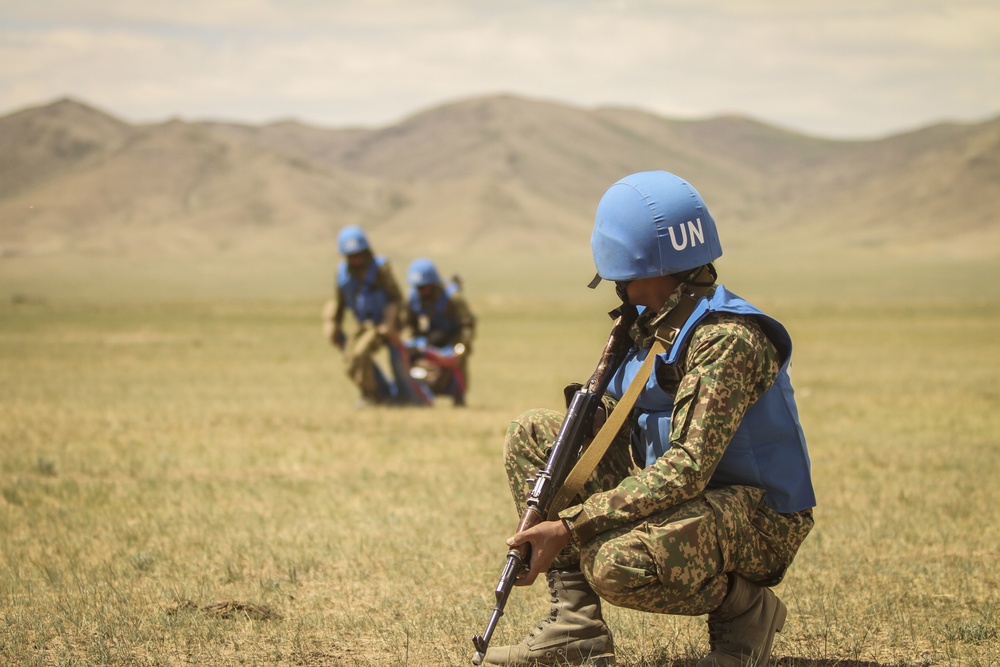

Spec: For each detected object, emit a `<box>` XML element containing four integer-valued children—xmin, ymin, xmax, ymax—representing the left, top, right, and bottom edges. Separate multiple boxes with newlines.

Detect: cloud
<box><xmin>1</xmin><ymin>0</ymin><xmax>998</xmax><ymax>137</ymax></box>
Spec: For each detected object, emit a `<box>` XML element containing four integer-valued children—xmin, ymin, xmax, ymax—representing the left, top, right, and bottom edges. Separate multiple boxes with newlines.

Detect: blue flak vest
<box><xmin>408</xmin><ymin>283</ymin><xmax>461</xmax><ymax>341</ymax></box>
<box><xmin>337</xmin><ymin>256</ymin><xmax>390</xmax><ymax>325</ymax></box>
<box><xmin>606</xmin><ymin>285</ymin><xmax>816</xmax><ymax>514</ymax></box>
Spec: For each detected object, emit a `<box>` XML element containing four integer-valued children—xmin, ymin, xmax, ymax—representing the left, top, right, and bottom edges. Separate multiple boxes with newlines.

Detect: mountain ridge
<box><xmin>1</xmin><ymin>95</ymin><xmax>997</xmax><ymax>258</ymax></box>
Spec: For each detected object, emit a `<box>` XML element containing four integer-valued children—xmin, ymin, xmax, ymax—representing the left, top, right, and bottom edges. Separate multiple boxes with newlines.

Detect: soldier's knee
<box><xmin>510</xmin><ymin>408</ymin><xmax>560</xmax><ymax>431</ymax></box>
<box><xmin>585</xmin><ymin>540</ymin><xmax>655</xmax><ymax>605</ymax></box>
<box><xmin>347</xmin><ymin>358</ymin><xmax>364</xmax><ymax>377</ymax></box>
<box><xmin>503</xmin><ymin>409</ymin><xmax>562</xmax><ymax>459</ymax></box>
<box><xmin>585</xmin><ymin>536</ymin><xmax>700</xmax><ymax>608</ymax></box>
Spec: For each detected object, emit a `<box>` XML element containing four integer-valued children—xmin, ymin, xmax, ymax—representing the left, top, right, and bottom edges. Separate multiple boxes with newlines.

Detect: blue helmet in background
<box><xmin>591</xmin><ymin>171</ymin><xmax>722</xmax><ymax>282</ymax></box>
<box><xmin>407</xmin><ymin>258</ymin><xmax>442</xmax><ymax>287</ymax></box>
<box><xmin>337</xmin><ymin>225</ymin><xmax>370</xmax><ymax>255</ymax></box>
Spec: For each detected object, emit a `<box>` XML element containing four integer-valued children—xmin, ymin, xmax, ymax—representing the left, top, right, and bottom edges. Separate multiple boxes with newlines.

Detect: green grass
<box><xmin>1</xmin><ymin>250</ymin><xmax>998</xmax><ymax>666</ymax></box>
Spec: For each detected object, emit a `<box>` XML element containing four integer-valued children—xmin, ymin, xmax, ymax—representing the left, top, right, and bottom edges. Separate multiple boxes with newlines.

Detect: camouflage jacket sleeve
<box><xmin>446</xmin><ymin>293</ymin><xmax>476</xmax><ymax>351</ymax></box>
<box><xmin>374</xmin><ymin>261</ymin><xmax>404</xmax><ymax>330</ymax></box>
<box><xmin>331</xmin><ymin>284</ymin><xmax>347</xmax><ymax>327</ymax></box>
<box><xmin>559</xmin><ymin>312</ymin><xmax>781</xmax><ymax>545</ymax></box>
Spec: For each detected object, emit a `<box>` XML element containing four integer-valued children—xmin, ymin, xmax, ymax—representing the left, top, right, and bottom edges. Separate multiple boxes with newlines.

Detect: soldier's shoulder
<box><xmin>697</xmin><ymin>310</ymin><xmax>761</xmax><ymax>333</ymax></box>
<box><xmin>690</xmin><ymin>311</ymin><xmax>771</xmax><ymax>353</ymax></box>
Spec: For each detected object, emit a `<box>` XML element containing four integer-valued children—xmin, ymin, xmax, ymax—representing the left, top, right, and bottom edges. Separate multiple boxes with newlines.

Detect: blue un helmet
<box><xmin>337</xmin><ymin>225</ymin><xmax>370</xmax><ymax>255</ymax></box>
<box><xmin>407</xmin><ymin>258</ymin><xmax>442</xmax><ymax>287</ymax></box>
<box><xmin>590</xmin><ymin>171</ymin><xmax>722</xmax><ymax>284</ymax></box>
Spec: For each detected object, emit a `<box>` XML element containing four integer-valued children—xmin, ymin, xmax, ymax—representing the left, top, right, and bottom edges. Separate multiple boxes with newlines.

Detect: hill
<box><xmin>0</xmin><ymin>95</ymin><xmax>997</xmax><ymax>258</ymax></box>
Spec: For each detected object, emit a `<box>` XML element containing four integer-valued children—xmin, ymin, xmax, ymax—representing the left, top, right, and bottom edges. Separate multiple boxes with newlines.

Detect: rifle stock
<box><xmin>472</xmin><ymin>306</ymin><xmax>636</xmax><ymax>665</ymax></box>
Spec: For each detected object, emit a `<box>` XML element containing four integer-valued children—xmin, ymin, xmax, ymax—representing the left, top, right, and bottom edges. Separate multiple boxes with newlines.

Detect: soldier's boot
<box><xmin>697</xmin><ymin>575</ymin><xmax>787</xmax><ymax>667</ymax></box>
<box><xmin>483</xmin><ymin>569</ymin><xmax>615</xmax><ymax>666</ymax></box>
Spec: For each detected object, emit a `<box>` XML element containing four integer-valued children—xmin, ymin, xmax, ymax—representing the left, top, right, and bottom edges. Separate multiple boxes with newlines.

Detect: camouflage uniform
<box><xmin>503</xmin><ymin>286</ymin><xmax>814</xmax><ymax>616</ymax></box>
<box><xmin>329</xmin><ymin>259</ymin><xmax>404</xmax><ymax>402</ymax></box>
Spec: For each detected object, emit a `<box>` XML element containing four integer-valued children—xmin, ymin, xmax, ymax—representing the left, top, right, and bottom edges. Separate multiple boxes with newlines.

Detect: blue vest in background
<box><xmin>606</xmin><ymin>285</ymin><xmax>816</xmax><ymax>514</ymax></box>
<box><xmin>408</xmin><ymin>283</ymin><xmax>461</xmax><ymax>340</ymax></box>
<box><xmin>337</xmin><ymin>256</ymin><xmax>390</xmax><ymax>324</ymax></box>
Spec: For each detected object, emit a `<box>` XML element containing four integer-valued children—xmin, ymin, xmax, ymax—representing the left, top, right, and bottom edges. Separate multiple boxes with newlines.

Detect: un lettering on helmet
<box><xmin>591</xmin><ymin>171</ymin><xmax>723</xmax><ymax>281</ymax></box>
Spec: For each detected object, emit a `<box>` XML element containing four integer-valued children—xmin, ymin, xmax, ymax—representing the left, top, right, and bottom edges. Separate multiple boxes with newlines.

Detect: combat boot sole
<box><xmin>483</xmin><ymin>653</ymin><xmax>614</xmax><ymax>667</ymax></box>
<box><xmin>483</xmin><ymin>635</ymin><xmax>615</xmax><ymax>667</ymax></box>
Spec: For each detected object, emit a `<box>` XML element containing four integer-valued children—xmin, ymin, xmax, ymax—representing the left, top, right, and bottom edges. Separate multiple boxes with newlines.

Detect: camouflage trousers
<box><xmin>504</xmin><ymin>408</ymin><xmax>814</xmax><ymax>616</ymax></box>
<box><xmin>345</xmin><ymin>323</ymin><xmax>384</xmax><ymax>402</ymax></box>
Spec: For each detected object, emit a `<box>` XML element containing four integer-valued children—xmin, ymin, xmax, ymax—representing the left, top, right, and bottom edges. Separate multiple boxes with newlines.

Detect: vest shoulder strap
<box><xmin>654</xmin><ymin>265</ymin><xmax>716</xmax><ymax>357</ymax></box>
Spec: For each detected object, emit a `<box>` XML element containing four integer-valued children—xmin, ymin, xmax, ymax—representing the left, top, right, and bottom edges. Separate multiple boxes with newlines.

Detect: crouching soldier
<box><xmin>482</xmin><ymin>171</ymin><xmax>815</xmax><ymax>667</ymax></box>
<box><xmin>404</xmin><ymin>257</ymin><xmax>476</xmax><ymax>406</ymax></box>
<box><xmin>323</xmin><ymin>225</ymin><xmax>404</xmax><ymax>405</ymax></box>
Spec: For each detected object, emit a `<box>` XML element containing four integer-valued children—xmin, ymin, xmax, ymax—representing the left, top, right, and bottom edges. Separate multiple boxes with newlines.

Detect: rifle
<box><xmin>471</xmin><ymin>305</ymin><xmax>637</xmax><ymax>665</ymax></box>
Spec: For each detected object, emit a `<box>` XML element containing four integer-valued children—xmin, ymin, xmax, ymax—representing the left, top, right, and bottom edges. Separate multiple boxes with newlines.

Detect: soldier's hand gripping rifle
<box><xmin>471</xmin><ymin>305</ymin><xmax>637</xmax><ymax>665</ymax></box>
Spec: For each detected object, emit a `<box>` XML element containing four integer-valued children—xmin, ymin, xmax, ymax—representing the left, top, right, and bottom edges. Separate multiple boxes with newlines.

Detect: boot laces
<box><xmin>706</xmin><ymin>617</ymin><xmax>734</xmax><ymax>651</ymax></box>
<box><xmin>527</xmin><ymin>575</ymin><xmax>561</xmax><ymax>638</ymax></box>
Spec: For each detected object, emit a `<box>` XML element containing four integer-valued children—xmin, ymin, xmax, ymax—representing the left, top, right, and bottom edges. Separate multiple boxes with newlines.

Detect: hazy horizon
<box><xmin>2</xmin><ymin>1</ymin><xmax>999</xmax><ymax>140</ymax></box>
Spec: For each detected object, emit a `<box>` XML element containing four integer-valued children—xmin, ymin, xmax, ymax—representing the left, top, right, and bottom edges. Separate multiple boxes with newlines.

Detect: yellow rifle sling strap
<box><xmin>546</xmin><ymin>272</ymin><xmax>715</xmax><ymax>520</ymax></box>
<box><xmin>547</xmin><ymin>336</ymin><xmax>664</xmax><ymax>518</ymax></box>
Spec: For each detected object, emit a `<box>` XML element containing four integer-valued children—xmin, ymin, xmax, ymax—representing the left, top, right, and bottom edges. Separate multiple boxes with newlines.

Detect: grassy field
<box><xmin>1</xmin><ymin>249</ymin><xmax>998</xmax><ymax>666</ymax></box>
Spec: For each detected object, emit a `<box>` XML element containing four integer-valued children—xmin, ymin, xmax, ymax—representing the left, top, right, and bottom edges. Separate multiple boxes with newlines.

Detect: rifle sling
<box><xmin>547</xmin><ymin>278</ymin><xmax>713</xmax><ymax>520</ymax></box>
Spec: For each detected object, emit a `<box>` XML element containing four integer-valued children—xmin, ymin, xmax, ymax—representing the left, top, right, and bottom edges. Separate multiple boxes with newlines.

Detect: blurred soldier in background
<box><xmin>403</xmin><ymin>257</ymin><xmax>476</xmax><ymax>406</ymax></box>
<box><xmin>482</xmin><ymin>171</ymin><xmax>815</xmax><ymax>667</ymax></box>
<box><xmin>323</xmin><ymin>225</ymin><xmax>404</xmax><ymax>406</ymax></box>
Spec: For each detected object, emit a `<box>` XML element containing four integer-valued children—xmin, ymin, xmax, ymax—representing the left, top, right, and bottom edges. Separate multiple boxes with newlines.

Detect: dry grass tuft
<box><xmin>167</xmin><ymin>599</ymin><xmax>280</xmax><ymax>621</ymax></box>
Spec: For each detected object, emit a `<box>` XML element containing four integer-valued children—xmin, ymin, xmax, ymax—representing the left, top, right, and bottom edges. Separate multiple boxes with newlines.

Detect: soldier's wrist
<box><xmin>558</xmin><ymin>504</ymin><xmax>596</xmax><ymax>546</ymax></box>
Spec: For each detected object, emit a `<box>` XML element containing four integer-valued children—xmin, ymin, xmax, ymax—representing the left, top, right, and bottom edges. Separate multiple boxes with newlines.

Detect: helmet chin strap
<box><xmin>677</xmin><ymin>263</ymin><xmax>717</xmax><ymax>288</ymax></box>
<box><xmin>608</xmin><ymin>302</ymin><xmax>638</xmax><ymax>321</ymax></box>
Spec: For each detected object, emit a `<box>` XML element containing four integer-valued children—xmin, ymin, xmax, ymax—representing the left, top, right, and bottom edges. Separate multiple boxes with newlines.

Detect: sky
<box><xmin>1</xmin><ymin>0</ymin><xmax>999</xmax><ymax>139</ymax></box>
